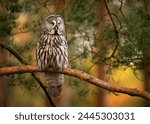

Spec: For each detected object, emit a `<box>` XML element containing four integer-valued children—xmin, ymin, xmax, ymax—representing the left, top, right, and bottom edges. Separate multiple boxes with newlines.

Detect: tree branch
<box><xmin>0</xmin><ymin>41</ymin><xmax>55</xmax><ymax>107</ymax></box>
<box><xmin>104</xmin><ymin>0</ymin><xmax>119</xmax><ymax>57</ymax></box>
<box><xmin>0</xmin><ymin>65</ymin><xmax>150</xmax><ymax>101</ymax></box>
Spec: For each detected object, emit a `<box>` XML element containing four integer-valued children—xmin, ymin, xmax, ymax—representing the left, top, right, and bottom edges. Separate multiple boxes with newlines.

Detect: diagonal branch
<box><xmin>0</xmin><ymin>41</ymin><xmax>28</xmax><ymax>65</ymax></box>
<box><xmin>104</xmin><ymin>0</ymin><xmax>119</xmax><ymax>58</ymax></box>
<box><xmin>0</xmin><ymin>41</ymin><xmax>55</xmax><ymax>107</ymax></box>
<box><xmin>0</xmin><ymin>65</ymin><xmax>150</xmax><ymax>101</ymax></box>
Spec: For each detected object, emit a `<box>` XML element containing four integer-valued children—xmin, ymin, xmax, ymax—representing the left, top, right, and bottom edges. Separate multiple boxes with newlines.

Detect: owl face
<box><xmin>43</xmin><ymin>15</ymin><xmax>65</xmax><ymax>35</ymax></box>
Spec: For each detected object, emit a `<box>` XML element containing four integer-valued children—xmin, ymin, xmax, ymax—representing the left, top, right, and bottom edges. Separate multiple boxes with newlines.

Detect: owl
<box><xmin>36</xmin><ymin>14</ymin><xmax>68</xmax><ymax>97</ymax></box>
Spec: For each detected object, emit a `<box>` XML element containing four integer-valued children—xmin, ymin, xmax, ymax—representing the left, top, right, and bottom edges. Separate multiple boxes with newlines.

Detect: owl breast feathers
<box><xmin>36</xmin><ymin>14</ymin><xmax>68</xmax><ymax>97</ymax></box>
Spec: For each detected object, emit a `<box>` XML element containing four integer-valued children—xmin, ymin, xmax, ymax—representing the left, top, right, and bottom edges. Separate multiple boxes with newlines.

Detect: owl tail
<box><xmin>45</xmin><ymin>73</ymin><xmax>64</xmax><ymax>97</ymax></box>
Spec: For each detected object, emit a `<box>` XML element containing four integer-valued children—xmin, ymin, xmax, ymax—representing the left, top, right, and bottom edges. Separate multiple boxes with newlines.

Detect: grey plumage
<box><xmin>36</xmin><ymin>14</ymin><xmax>68</xmax><ymax>97</ymax></box>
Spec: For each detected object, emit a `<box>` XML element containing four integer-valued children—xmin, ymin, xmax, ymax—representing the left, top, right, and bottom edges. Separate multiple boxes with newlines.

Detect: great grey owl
<box><xmin>36</xmin><ymin>14</ymin><xmax>68</xmax><ymax>97</ymax></box>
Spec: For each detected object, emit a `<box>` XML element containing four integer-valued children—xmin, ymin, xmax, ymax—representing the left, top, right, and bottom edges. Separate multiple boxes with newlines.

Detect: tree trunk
<box><xmin>144</xmin><ymin>68</ymin><xmax>150</xmax><ymax>106</ymax></box>
<box><xmin>0</xmin><ymin>3</ymin><xmax>8</xmax><ymax>107</ymax></box>
<box><xmin>143</xmin><ymin>0</ymin><xmax>150</xmax><ymax>107</ymax></box>
<box><xmin>96</xmin><ymin>0</ymin><xmax>110</xmax><ymax>107</ymax></box>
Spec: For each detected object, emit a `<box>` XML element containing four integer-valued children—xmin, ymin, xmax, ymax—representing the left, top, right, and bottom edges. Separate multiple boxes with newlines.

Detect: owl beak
<box><xmin>55</xmin><ymin>25</ymin><xmax>58</xmax><ymax>30</ymax></box>
<box><xmin>54</xmin><ymin>25</ymin><xmax>59</xmax><ymax>34</ymax></box>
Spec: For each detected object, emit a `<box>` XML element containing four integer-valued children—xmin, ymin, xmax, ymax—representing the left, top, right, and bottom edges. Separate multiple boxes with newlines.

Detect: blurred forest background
<box><xmin>0</xmin><ymin>0</ymin><xmax>150</xmax><ymax>107</ymax></box>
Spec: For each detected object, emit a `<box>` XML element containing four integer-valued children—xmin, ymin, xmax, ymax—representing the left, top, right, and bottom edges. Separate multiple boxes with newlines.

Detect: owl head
<box><xmin>41</xmin><ymin>14</ymin><xmax>65</xmax><ymax>35</ymax></box>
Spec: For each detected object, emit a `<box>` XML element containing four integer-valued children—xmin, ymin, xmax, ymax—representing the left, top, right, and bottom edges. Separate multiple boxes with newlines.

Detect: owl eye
<box><xmin>57</xmin><ymin>21</ymin><xmax>61</xmax><ymax>25</ymax></box>
<box><xmin>50</xmin><ymin>21</ymin><xmax>54</xmax><ymax>25</ymax></box>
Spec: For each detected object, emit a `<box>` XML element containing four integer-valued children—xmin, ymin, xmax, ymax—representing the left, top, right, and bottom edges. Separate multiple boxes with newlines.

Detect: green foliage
<box><xmin>68</xmin><ymin>0</ymin><xmax>150</xmax><ymax>71</ymax></box>
<box><xmin>117</xmin><ymin>3</ymin><xmax>150</xmax><ymax>69</ymax></box>
<box><xmin>67</xmin><ymin>0</ymin><xmax>96</xmax><ymax>24</ymax></box>
<box><xmin>68</xmin><ymin>78</ymin><xmax>90</xmax><ymax>97</ymax></box>
<box><xmin>0</xmin><ymin>0</ymin><xmax>21</xmax><ymax>36</ymax></box>
<box><xmin>8</xmin><ymin>74</ymin><xmax>37</xmax><ymax>90</ymax></box>
<box><xmin>65</xmin><ymin>0</ymin><xmax>150</xmax><ymax>98</ymax></box>
<box><xmin>0</xmin><ymin>0</ymin><xmax>35</xmax><ymax>90</ymax></box>
<box><xmin>66</xmin><ymin>0</ymin><xmax>100</xmax><ymax>73</ymax></box>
